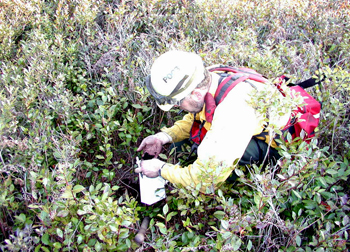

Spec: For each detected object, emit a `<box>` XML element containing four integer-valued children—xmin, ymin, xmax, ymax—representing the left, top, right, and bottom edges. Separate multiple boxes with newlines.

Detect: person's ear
<box><xmin>191</xmin><ymin>89</ymin><xmax>203</xmax><ymax>101</ymax></box>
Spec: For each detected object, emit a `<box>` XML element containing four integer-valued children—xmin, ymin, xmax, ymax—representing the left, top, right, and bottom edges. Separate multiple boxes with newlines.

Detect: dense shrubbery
<box><xmin>0</xmin><ymin>0</ymin><xmax>349</xmax><ymax>251</ymax></box>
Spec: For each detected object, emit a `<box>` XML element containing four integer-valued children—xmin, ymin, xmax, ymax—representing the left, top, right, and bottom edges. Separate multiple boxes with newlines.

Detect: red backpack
<box><xmin>189</xmin><ymin>65</ymin><xmax>321</xmax><ymax>152</ymax></box>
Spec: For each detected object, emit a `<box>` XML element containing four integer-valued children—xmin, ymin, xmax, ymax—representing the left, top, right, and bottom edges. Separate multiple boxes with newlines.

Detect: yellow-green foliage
<box><xmin>1</xmin><ymin>0</ymin><xmax>349</xmax><ymax>251</ymax></box>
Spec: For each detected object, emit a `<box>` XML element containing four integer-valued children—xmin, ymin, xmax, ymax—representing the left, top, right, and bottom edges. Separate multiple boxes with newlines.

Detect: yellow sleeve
<box><xmin>160</xmin><ymin>113</ymin><xmax>194</xmax><ymax>143</ymax></box>
<box><xmin>160</xmin><ymin>158</ymin><xmax>235</xmax><ymax>192</ymax></box>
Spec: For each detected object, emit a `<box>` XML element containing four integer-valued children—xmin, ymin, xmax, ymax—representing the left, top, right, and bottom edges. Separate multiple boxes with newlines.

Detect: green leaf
<box><xmin>132</xmin><ymin>104</ymin><xmax>142</xmax><ymax>109</ymax></box>
<box><xmin>56</xmin><ymin>228</ymin><xmax>63</xmax><ymax>238</ymax></box>
<box><xmin>41</xmin><ymin>246</ymin><xmax>50</xmax><ymax>252</ymax></box>
<box><xmin>232</xmin><ymin>237</ymin><xmax>242</xmax><ymax>250</ymax></box>
<box><xmin>95</xmin><ymin>241</ymin><xmax>103</xmax><ymax>252</ymax></box>
<box><xmin>324</xmin><ymin>176</ymin><xmax>336</xmax><ymax>184</ymax></box>
<box><xmin>42</xmin><ymin>233</ymin><xmax>50</xmax><ymax>245</ymax></box>
<box><xmin>156</xmin><ymin>222</ymin><xmax>166</xmax><ymax>229</ymax></box>
<box><xmin>42</xmin><ymin>177</ymin><xmax>49</xmax><ymax>187</ymax></box>
<box><xmin>119</xmin><ymin>228</ymin><xmax>129</xmax><ymax>239</ymax></box>
<box><xmin>247</xmin><ymin>240</ymin><xmax>253</xmax><ymax>251</ymax></box>
<box><xmin>214</xmin><ymin>211</ymin><xmax>226</xmax><ymax>220</ymax></box>
<box><xmin>292</xmin><ymin>190</ymin><xmax>302</xmax><ymax>199</ymax></box>
<box><xmin>282</xmin><ymin>151</ymin><xmax>292</xmax><ymax>159</ymax></box>
<box><xmin>73</xmin><ymin>185</ymin><xmax>85</xmax><ymax>194</ymax></box>
<box><xmin>296</xmin><ymin>235</ymin><xmax>301</xmax><ymax>246</ymax></box>
<box><xmin>121</xmin><ymin>219</ymin><xmax>132</xmax><ymax>227</ymax></box>
<box><xmin>235</xmin><ymin>169</ymin><xmax>244</xmax><ymax>177</ymax></box>
<box><xmin>35</xmin><ymin>245</ymin><xmax>41</xmax><ymax>252</ymax></box>
<box><xmin>286</xmin><ymin>132</ymin><xmax>292</xmax><ymax>143</ymax></box>
<box><xmin>112</xmin><ymin>185</ymin><xmax>120</xmax><ymax>190</ymax></box>
<box><xmin>77</xmin><ymin>209</ymin><xmax>87</xmax><ymax>215</ymax></box>
<box><xmin>88</xmin><ymin>238</ymin><xmax>97</xmax><ymax>247</ymax></box>
<box><xmin>221</xmin><ymin>220</ymin><xmax>229</xmax><ymax>230</ymax></box>
<box><xmin>156</xmin><ymin>223</ymin><xmax>167</xmax><ymax>234</ymax></box>
<box><xmin>163</xmin><ymin>204</ymin><xmax>169</xmax><ymax>215</ymax></box>
<box><xmin>254</xmin><ymin>194</ymin><xmax>262</xmax><ymax>207</ymax></box>
<box><xmin>125</xmin><ymin>238</ymin><xmax>131</xmax><ymax>248</ymax></box>
<box><xmin>302</xmin><ymin>200</ymin><xmax>317</xmax><ymax>209</ymax></box>
<box><xmin>53</xmin><ymin>242</ymin><xmax>62</xmax><ymax>249</ymax></box>
<box><xmin>57</xmin><ymin>210</ymin><xmax>69</xmax><ymax>218</ymax></box>
<box><xmin>218</xmin><ymin>189</ymin><xmax>223</xmax><ymax>197</ymax></box>
<box><xmin>315</xmin><ymin>247</ymin><xmax>325</xmax><ymax>252</ymax></box>
<box><xmin>77</xmin><ymin>235</ymin><xmax>83</xmax><ymax>245</ymax></box>
<box><xmin>28</xmin><ymin>204</ymin><xmax>41</xmax><ymax>209</ymax></box>
<box><xmin>110</xmin><ymin>224</ymin><xmax>118</xmax><ymax>232</ymax></box>
<box><xmin>116</xmin><ymin>243</ymin><xmax>128</xmax><ymax>251</ymax></box>
<box><xmin>14</xmin><ymin>213</ymin><xmax>26</xmax><ymax>223</ymax></box>
<box><xmin>61</xmin><ymin>189</ymin><xmax>73</xmax><ymax>199</ymax></box>
<box><xmin>166</xmin><ymin>212</ymin><xmax>177</xmax><ymax>222</ymax></box>
<box><xmin>318</xmin><ymin>177</ymin><xmax>328</xmax><ymax>187</ymax></box>
<box><xmin>211</xmin><ymin>226</ymin><xmax>219</xmax><ymax>232</ymax></box>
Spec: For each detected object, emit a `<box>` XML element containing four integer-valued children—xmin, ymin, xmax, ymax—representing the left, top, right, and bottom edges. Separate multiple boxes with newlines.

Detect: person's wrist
<box><xmin>155</xmin><ymin>132</ymin><xmax>172</xmax><ymax>145</ymax></box>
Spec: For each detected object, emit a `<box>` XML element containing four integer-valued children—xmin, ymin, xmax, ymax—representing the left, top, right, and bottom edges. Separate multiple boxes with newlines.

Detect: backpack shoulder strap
<box><xmin>208</xmin><ymin>65</ymin><xmax>268</xmax><ymax>84</ymax></box>
<box><xmin>208</xmin><ymin>65</ymin><xmax>268</xmax><ymax>104</ymax></box>
<box><xmin>214</xmin><ymin>74</ymin><xmax>249</xmax><ymax>104</ymax></box>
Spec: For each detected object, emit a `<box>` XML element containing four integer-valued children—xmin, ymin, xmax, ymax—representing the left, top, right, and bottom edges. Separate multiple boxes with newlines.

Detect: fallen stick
<box><xmin>134</xmin><ymin>216</ymin><xmax>150</xmax><ymax>244</ymax></box>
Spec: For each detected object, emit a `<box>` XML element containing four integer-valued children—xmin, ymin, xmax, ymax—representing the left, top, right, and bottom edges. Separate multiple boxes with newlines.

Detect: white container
<box><xmin>139</xmin><ymin>173</ymin><xmax>166</xmax><ymax>205</ymax></box>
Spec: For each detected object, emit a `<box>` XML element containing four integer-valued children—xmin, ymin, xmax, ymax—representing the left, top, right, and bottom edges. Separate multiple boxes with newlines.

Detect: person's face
<box><xmin>175</xmin><ymin>93</ymin><xmax>205</xmax><ymax>113</ymax></box>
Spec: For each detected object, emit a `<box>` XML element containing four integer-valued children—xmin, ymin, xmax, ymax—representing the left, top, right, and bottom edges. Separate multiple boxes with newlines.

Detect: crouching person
<box><xmin>135</xmin><ymin>50</ymin><xmax>290</xmax><ymax>192</ymax></box>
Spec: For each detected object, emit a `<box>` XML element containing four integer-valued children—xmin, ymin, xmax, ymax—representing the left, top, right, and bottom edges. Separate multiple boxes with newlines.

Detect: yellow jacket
<box><xmin>160</xmin><ymin>72</ymin><xmax>289</xmax><ymax>191</ymax></box>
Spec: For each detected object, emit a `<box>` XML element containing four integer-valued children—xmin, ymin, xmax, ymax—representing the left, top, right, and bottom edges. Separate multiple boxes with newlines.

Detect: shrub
<box><xmin>1</xmin><ymin>0</ymin><xmax>349</xmax><ymax>251</ymax></box>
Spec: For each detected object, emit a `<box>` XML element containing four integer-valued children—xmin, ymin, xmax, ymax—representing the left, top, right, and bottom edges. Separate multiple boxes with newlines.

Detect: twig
<box><xmin>331</xmin><ymin>116</ymin><xmax>338</xmax><ymax>155</ymax></box>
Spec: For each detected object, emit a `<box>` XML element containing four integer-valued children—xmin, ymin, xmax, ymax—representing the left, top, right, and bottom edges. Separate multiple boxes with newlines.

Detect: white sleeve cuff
<box><xmin>155</xmin><ymin>132</ymin><xmax>173</xmax><ymax>144</ymax></box>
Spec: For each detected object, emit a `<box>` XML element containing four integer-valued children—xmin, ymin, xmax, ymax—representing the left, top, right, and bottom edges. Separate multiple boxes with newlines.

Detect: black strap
<box><xmin>288</xmin><ymin>75</ymin><xmax>324</xmax><ymax>89</ymax></box>
<box><xmin>297</xmin><ymin>78</ymin><xmax>320</xmax><ymax>89</ymax></box>
<box><xmin>186</xmin><ymin>142</ymin><xmax>199</xmax><ymax>161</ymax></box>
<box><xmin>215</xmin><ymin>74</ymin><xmax>245</xmax><ymax>105</ymax></box>
<box><xmin>189</xmin><ymin>120</ymin><xmax>205</xmax><ymax>142</ymax></box>
<box><xmin>217</xmin><ymin>73</ymin><xmax>230</xmax><ymax>88</ymax></box>
<box><xmin>187</xmin><ymin>116</ymin><xmax>206</xmax><ymax>160</ymax></box>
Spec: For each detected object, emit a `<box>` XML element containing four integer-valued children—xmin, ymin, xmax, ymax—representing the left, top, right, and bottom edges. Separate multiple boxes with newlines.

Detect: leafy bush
<box><xmin>0</xmin><ymin>0</ymin><xmax>349</xmax><ymax>251</ymax></box>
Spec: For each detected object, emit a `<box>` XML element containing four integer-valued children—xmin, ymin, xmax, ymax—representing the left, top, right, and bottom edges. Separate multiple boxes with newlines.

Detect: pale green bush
<box><xmin>1</xmin><ymin>0</ymin><xmax>349</xmax><ymax>251</ymax></box>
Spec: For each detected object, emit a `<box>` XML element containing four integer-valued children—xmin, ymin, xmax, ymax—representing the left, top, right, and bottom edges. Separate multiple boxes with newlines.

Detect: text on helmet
<box><xmin>163</xmin><ymin>66</ymin><xmax>180</xmax><ymax>83</ymax></box>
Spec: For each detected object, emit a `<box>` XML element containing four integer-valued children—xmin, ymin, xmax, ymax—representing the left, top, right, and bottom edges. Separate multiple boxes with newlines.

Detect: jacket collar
<box><xmin>201</xmin><ymin>73</ymin><xmax>220</xmax><ymax>123</ymax></box>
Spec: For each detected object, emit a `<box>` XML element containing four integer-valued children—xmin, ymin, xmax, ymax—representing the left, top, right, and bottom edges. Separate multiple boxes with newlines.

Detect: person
<box><xmin>135</xmin><ymin>50</ymin><xmax>290</xmax><ymax>191</ymax></box>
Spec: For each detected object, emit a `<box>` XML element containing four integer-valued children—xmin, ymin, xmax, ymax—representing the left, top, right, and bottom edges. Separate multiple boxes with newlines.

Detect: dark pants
<box><xmin>170</xmin><ymin>137</ymin><xmax>281</xmax><ymax>182</ymax></box>
<box><xmin>239</xmin><ymin>137</ymin><xmax>280</xmax><ymax>166</ymax></box>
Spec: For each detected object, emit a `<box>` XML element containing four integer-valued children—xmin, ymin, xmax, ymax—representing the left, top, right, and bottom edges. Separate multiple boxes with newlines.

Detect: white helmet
<box><xmin>146</xmin><ymin>50</ymin><xmax>206</xmax><ymax>111</ymax></box>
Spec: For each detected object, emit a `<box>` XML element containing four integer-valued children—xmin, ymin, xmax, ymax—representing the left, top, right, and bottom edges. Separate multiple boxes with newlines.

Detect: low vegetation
<box><xmin>0</xmin><ymin>0</ymin><xmax>349</xmax><ymax>251</ymax></box>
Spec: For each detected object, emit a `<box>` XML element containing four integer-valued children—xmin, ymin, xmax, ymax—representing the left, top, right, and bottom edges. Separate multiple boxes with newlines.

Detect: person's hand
<box><xmin>137</xmin><ymin>133</ymin><xmax>171</xmax><ymax>157</ymax></box>
<box><xmin>135</xmin><ymin>159</ymin><xmax>165</xmax><ymax>178</ymax></box>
